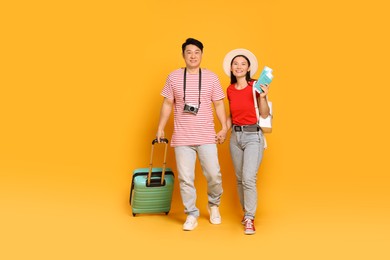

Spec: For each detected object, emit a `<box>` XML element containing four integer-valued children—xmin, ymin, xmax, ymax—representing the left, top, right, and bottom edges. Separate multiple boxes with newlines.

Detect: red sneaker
<box><xmin>243</xmin><ymin>218</ymin><xmax>256</xmax><ymax>235</ymax></box>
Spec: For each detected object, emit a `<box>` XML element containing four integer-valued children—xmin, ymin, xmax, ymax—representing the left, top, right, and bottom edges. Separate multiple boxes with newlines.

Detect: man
<box><xmin>156</xmin><ymin>38</ymin><xmax>227</xmax><ymax>231</ymax></box>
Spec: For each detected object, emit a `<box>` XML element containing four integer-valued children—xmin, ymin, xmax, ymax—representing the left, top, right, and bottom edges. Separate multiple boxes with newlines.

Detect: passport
<box><xmin>254</xmin><ymin>66</ymin><xmax>273</xmax><ymax>93</ymax></box>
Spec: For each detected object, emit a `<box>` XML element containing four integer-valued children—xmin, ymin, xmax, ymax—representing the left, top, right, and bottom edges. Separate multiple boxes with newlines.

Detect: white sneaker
<box><xmin>208</xmin><ymin>205</ymin><xmax>221</xmax><ymax>224</ymax></box>
<box><xmin>183</xmin><ymin>215</ymin><xmax>198</xmax><ymax>231</ymax></box>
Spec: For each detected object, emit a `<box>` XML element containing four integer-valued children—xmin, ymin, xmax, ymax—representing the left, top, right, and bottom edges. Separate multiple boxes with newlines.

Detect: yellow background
<box><xmin>1</xmin><ymin>0</ymin><xmax>389</xmax><ymax>259</ymax></box>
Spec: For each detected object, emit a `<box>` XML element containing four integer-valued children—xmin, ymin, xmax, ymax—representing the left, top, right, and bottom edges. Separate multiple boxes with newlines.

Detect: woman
<box><xmin>222</xmin><ymin>49</ymin><xmax>270</xmax><ymax>235</ymax></box>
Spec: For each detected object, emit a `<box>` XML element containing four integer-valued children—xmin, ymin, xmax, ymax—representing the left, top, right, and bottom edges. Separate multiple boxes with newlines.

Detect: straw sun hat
<box><xmin>222</xmin><ymin>48</ymin><xmax>258</xmax><ymax>77</ymax></box>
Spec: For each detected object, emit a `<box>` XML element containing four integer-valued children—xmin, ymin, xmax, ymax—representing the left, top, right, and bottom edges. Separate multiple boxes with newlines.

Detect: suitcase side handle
<box><xmin>147</xmin><ymin>138</ymin><xmax>169</xmax><ymax>186</ymax></box>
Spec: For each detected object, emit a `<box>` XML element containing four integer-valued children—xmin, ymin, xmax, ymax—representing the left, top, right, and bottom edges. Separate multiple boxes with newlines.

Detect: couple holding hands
<box><xmin>156</xmin><ymin>38</ymin><xmax>271</xmax><ymax>235</ymax></box>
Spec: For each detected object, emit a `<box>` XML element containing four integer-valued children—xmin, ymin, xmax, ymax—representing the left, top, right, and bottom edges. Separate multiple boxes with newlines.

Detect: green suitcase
<box><xmin>129</xmin><ymin>138</ymin><xmax>174</xmax><ymax>216</ymax></box>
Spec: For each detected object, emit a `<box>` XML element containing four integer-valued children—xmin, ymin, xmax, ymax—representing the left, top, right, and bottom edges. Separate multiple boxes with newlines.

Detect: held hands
<box><xmin>157</xmin><ymin>129</ymin><xmax>228</xmax><ymax>144</ymax></box>
<box><xmin>158</xmin><ymin>126</ymin><xmax>228</xmax><ymax>144</ymax></box>
<box><xmin>215</xmin><ymin>129</ymin><xmax>227</xmax><ymax>144</ymax></box>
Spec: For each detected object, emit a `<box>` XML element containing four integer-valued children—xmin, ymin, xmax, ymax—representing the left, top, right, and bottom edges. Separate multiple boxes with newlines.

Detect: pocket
<box><xmin>257</xmin><ymin>131</ymin><xmax>265</xmax><ymax>146</ymax></box>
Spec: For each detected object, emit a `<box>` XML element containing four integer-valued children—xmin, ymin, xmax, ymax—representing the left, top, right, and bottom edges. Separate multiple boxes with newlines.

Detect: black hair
<box><xmin>230</xmin><ymin>55</ymin><xmax>254</xmax><ymax>84</ymax></box>
<box><xmin>182</xmin><ymin>38</ymin><xmax>204</xmax><ymax>54</ymax></box>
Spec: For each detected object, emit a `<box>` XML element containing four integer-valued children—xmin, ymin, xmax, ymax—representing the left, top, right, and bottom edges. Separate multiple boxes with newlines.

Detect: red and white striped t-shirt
<box><xmin>161</xmin><ymin>68</ymin><xmax>225</xmax><ymax>147</ymax></box>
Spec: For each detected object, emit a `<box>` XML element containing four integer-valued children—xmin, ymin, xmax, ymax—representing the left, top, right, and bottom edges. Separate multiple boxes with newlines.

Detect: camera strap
<box><xmin>183</xmin><ymin>68</ymin><xmax>201</xmax><ymax>108</ymax></box>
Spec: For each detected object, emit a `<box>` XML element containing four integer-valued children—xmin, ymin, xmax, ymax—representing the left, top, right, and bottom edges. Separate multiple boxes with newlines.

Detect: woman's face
<box><xmin>231</xmin><ymin>56</ymin><xmax>250</xmax><ymax>78</ymax></box>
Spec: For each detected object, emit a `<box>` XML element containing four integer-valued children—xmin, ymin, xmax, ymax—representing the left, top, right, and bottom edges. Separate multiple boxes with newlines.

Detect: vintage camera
<box><xmin>183</xmin><ymin>103</ymin><xmax>199</xmax><ymax>115</ymax></box>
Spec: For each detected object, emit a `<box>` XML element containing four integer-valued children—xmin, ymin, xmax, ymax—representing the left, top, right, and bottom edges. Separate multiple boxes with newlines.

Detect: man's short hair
<box><xmin>182</xmin><ymin>38</ymin><xmax>204</xmax><ymax>53</ymax></box>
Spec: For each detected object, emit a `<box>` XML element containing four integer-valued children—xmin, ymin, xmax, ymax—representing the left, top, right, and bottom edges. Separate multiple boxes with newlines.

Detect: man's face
<box><xmin>183</xmin><ymin>44</ymin><xmax>202</xmax><ymax>70</ymax></box>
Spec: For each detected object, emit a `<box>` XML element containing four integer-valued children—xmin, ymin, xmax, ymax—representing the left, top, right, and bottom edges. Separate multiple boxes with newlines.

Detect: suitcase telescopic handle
<box><xmin>152</xmin><ymin>138</ymin><xmax>168</xmax><ymax>145</ymax></box>
<box><xmin>147</xmin><ymin>138</ymin><xmax>169</xmax><ymax>186</ymax></box>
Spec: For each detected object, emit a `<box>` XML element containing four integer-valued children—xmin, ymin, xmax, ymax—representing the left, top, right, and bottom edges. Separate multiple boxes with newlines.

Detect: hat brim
<box><xmin>223</xmin><ymin>48</ymin><xmax>258</xmax><ymax>78</ymax></box>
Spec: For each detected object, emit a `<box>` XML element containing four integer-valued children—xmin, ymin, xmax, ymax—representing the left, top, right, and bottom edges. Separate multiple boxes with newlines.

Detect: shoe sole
<box><xmin>244</xmin><ymin>230</ymin><xmax>256</xmax><ymax>235</ymax></box>
<box><xmin>210</xmin><ymin>219</ymin><xmax>221</xmax><ymax>225</ymax></box>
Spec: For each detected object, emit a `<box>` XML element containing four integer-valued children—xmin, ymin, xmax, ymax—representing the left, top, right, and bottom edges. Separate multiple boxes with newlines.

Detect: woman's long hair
<box><xmin>230</xmin><ymin>55</ymin><xmax>254</xmax><ymax>84</ymax></box>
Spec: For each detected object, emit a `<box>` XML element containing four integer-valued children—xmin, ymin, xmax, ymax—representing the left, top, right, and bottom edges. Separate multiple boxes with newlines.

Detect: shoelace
<box><xmin>185</xmin><ymin>217</ymin><xmax>196</xmax><ymax>225</ymax></box>
<box><xmin>244</xmin><ymin>219</ymin><xmax>254</xmax><ymax>230</ymax></box>
<box><xmin>211</xmin><ymin>208</ymin><xmax>220</xmax><ymax>218</ymax></box>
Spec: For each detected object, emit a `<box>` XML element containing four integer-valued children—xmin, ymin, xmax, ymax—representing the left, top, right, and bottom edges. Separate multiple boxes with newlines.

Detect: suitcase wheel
<box><xmin>132</xmin><ymin>213</ymin><xmax>136</xmax><ymax>217</ymax></box>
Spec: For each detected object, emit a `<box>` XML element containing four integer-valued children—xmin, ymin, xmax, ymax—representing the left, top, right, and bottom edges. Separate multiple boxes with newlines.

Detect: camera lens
<box><xmin>190</xmin><ymin>107</ymin><xmax>194</xmax><ymax>111</ymax></box>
